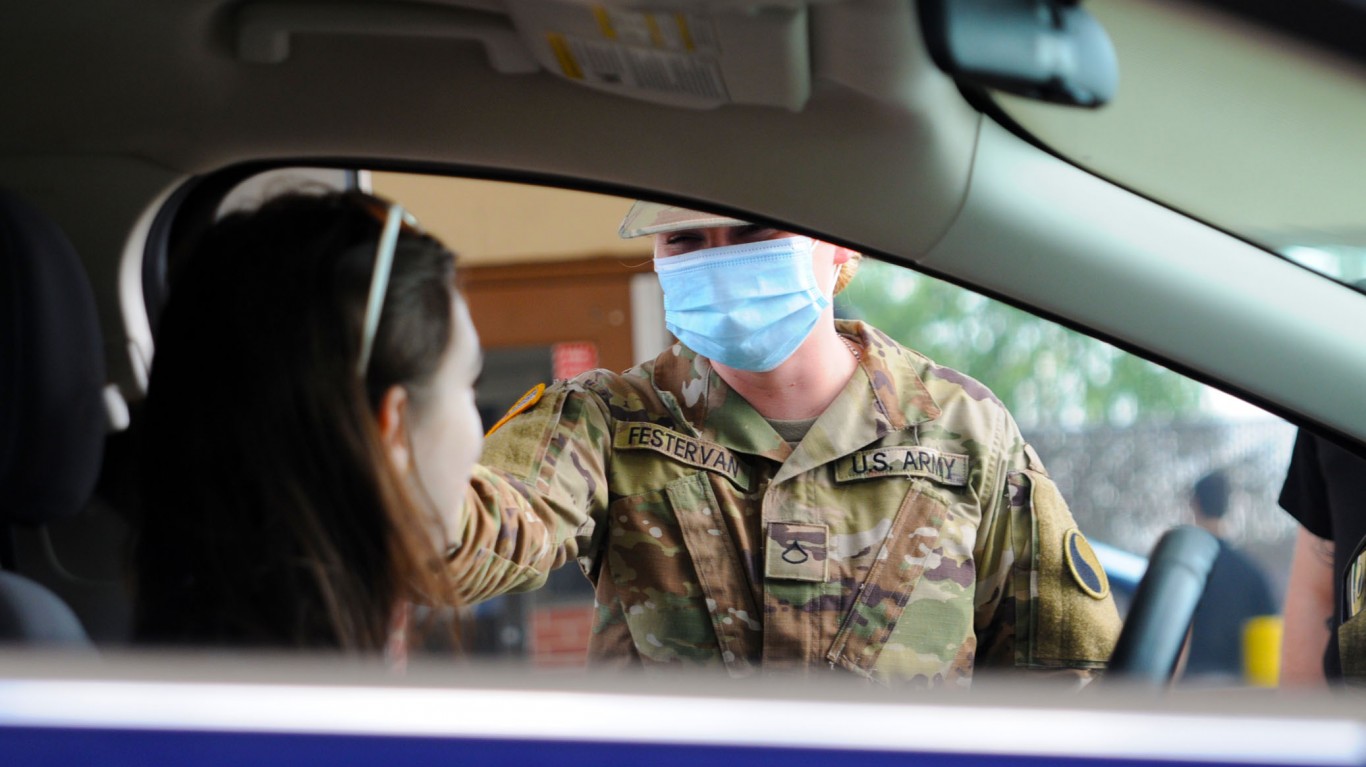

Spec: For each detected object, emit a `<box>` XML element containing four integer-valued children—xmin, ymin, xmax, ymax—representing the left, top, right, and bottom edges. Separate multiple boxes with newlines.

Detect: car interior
<box><xmin>3</xmin><ymin>0</ymin><xmax>1366</xmax><ymax>757</ymax></box>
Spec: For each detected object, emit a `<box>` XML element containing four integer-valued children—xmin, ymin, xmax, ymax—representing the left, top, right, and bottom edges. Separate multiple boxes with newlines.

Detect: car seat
<box><xmin>0</xmin><ymin>187</ymin><xmax>104</xmax><ymax>647</ymax></box>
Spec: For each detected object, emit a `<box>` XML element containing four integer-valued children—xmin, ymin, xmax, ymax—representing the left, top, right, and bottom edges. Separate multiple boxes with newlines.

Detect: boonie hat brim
<box><xmin>618</xmin><ymin>201</ymin><xmax>750</xmax><ymax>239</ymax></box>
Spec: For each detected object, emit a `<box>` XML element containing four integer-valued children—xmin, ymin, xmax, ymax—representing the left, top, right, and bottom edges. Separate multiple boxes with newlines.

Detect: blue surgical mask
<box><xmin>654</xmin><ymin>236</ymin><xmax>829</xmax><ymax>372</ymax></box>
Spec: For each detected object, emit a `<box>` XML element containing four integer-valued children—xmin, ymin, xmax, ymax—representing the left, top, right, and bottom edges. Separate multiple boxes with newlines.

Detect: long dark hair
<box><xmin>134</xmin><ymin>190</ymin><xmax>460</xmax><ymax>651</ymax></box>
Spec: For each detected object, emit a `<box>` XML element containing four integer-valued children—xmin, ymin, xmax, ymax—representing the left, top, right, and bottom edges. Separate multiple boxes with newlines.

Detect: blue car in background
<box><xmin>1095</xmin><ymin>540</ymin><xmax>1148</xmax><ymax>615</ymax></box>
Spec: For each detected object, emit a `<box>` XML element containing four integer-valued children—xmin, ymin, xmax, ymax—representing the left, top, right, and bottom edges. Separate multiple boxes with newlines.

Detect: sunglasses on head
<box><xmin>355</xmin><ymin>199</ymin><xmax>421</xmax><ymax>378</ymax></box>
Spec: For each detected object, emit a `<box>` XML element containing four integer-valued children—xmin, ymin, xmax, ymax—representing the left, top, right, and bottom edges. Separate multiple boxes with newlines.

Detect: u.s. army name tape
<box><xmin>614</xmin><ymin>422</ymin><xmax>751</xmax><ymax>489</ymax></box>
<box><xmin>835</xmin><ymin>446</ymin><xmax>969</xmax><ymax>486</ymax></box>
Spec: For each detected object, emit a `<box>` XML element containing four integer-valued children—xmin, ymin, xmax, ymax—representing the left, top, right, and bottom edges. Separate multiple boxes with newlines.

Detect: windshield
<box><xmin>359</xmin><ymin>173</ymin><xmax>1295</xmax><ymax>683</ymax></box>
<box><xmin>994</xmin><ymin>0</ymin><xmax>1366</xmax><ymax>286</ymax></box>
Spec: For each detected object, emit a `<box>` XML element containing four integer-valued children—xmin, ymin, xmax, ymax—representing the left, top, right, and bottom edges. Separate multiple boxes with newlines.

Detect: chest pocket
<box><xmin>605</xmin><ymin>471</ymin><xmax>761</xmax><ymax>673</ymax></box>
<box><xmin>826</xmin><ymin>481</ymin><xmax>968</xmax><ymax>681</ymax></box>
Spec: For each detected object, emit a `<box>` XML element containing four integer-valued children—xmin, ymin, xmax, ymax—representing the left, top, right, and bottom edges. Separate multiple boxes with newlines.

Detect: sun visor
<box><xmin>506</xmin><ymin>0</ymin><xmax>811</xmax><ymax>110</ymax></box>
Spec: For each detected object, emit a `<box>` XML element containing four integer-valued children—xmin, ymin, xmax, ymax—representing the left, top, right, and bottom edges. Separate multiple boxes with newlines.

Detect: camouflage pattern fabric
<box><xmin>457</xmin><ymin>320</ymin><xmax>1120</xmax><ymax>687</ymax></box>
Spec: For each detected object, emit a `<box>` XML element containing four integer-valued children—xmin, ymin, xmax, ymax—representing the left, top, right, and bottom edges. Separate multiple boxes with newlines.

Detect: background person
<box><xmin>462</xmin><ymin>203</ymin><xmax>1121</xmax><ymax>686</ymax></box>
<box><xmin>133</xmin><ymin>191</ymin><xmax>527</xmax><ymax>656</ymax></box>
<box><xmin>1181</xmin><ymin>470</ymin><xmax>1277</xmax><ymax>682</ymax></box>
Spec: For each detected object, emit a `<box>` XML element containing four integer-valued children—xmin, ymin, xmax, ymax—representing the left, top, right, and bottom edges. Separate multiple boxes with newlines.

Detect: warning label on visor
<box><xmin>546</xmin><ymin>32</ymin><xmax>728</xmax><ymax>101</ymax></box>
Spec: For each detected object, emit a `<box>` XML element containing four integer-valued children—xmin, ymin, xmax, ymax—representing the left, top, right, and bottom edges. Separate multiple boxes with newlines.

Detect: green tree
<box><xmin>837</xmin><ymin>259</ymin><xmax>1202</xmax><ymax>428</ymax></box>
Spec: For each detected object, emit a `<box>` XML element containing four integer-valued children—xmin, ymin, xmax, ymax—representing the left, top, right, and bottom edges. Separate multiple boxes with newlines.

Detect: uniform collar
<box><xmin>840</xmin><ymin>319</ymin><xmax>942</xmax><ymax>430</ymax></box>
<box><xmin>646</xmin><ymin>320</ymin><xmax>942</xmax><ymax>473</ymax></box>
<box><xmin>773</xmin><ymin>320</ymin><xmax>941</xmax><ymax>483</ymax></box>
<box><xmin>649</xmin><ymin>343</ymin><xmax>792</xmax><ymax>463</ymax></box>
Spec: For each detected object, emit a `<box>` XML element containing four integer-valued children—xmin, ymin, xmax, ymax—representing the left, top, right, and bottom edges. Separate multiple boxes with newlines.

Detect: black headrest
<box><xmin>0</xmin><ymin>189</ymin><xmax>106</xmax><ymax>526</ymax></box>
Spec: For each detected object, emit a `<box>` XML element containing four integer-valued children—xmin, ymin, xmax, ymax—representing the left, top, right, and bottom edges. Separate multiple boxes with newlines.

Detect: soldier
<box><xmin>456</xmin><ymin>203</ymin><xmax>1120</xmax><ymax>687</ymax></box>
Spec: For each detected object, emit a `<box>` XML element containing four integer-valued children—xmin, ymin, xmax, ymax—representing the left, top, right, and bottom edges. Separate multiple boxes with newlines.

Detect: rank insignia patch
<box><xmin>1063</xmin><ymin>528</ymin><xmax>1110</xmax><ymax>600</ymax></box>
<box><xmin>763</xmin><ymin>522</ymin><xmax>829</xmax><ymax>583</ymax></box>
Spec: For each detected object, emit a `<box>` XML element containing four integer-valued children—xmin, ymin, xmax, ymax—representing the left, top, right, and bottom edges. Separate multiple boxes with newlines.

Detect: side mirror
<box><xmin>918</xmin><ymin>0</ymin><xmax>1118</xmax><ymax>108</ymax></box>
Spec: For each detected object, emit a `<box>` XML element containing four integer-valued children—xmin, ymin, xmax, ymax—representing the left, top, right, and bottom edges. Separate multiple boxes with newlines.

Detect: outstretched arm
<box><xmin>446</xmin><ymin>383</ymin><xmax>611</xmax><ymax>603</ymax></box>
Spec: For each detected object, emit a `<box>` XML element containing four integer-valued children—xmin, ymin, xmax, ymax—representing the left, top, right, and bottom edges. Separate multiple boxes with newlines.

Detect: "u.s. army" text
<box><xmin>834</xmin><ymin>446</ymin><xmax>969</xmax><ymax>486</ymax></box>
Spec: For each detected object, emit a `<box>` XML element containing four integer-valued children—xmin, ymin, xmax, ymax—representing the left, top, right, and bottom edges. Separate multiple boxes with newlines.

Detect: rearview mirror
<box><xmin>919</xmin><ymin>0</ymin><xmax>1118</xmax><ymax>108</ymax></box>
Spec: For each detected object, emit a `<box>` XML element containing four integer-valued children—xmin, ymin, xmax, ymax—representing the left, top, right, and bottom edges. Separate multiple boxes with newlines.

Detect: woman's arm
<box><xmin>1280</xmin><ymin>527</ymin><xmax>1334</xmax><ymax>687</ymax></box>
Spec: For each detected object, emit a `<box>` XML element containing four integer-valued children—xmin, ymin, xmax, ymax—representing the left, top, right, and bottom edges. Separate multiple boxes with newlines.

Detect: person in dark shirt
<box><xmin>1183</xmin><ymin>470</ymin><xmax>1278</xmax><ymax>682</ymax></box>
<box><xmin>1279</xmin><ymin>431</ymin><xmax>1366</xmax><ymax>685</ymax></box>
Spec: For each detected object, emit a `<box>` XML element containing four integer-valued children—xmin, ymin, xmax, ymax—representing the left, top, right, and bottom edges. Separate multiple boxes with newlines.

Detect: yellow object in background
<box><xmin>1243</xmin><ymin>615</ymin><xmax>1283</xmax><ymax>688</ymax></box>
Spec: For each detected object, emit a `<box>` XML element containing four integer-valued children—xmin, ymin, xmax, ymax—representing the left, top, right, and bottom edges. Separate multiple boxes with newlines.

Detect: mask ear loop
<box><xmin>828</xmin><ymin>260</ymin><xmax>843</xmax><ymax>300</ymax></box>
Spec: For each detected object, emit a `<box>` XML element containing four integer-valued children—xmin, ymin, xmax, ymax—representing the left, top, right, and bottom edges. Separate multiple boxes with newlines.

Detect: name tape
<box><xmin>614</xmin><ymin>422</ymin><xmax>750</xmax><ymax>489</ymax></box>
<box><xmin>835</xmin><ymin>446</ymin><xmax>969</xmax><ymax>486</ymax></box>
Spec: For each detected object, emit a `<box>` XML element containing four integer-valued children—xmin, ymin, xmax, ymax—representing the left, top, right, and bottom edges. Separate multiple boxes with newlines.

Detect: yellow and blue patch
<box><xmin>485</xmin><ymin>383</ymin><xmax>545</xmax><ymax>437</ymax></box>
<box><xmin>1063</xmin><ymin>528</ymin><xmax>1110</xmax><ymax>600</ymax></box>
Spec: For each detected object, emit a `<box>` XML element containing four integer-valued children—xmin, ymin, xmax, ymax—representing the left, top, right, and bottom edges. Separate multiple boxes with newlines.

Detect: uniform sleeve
<box><xmin>973</xmin><ymin>428</ymin><xmax>1121</xmax><ymax>678</ymax></box>
<box><xmin>446</xmin><ymin>382</ymin><xmax>612</xmax><ymax>604</ymax></box>
<box><xmin>1279</xmin><ymin>430</ymin><xmax>1333</xmax><ymax>541</ymax></box>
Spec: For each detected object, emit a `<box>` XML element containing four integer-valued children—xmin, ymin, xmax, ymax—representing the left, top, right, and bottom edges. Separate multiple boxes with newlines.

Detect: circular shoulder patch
<box><xmin>485</xmin><ymin>383</ymin><xmax>546</xmax><ymax>437</ymax></box>
<box><xmin>1063</xmin><ymin>528</ymin><xmax>1110</xmax><ymax>600</ymax></box>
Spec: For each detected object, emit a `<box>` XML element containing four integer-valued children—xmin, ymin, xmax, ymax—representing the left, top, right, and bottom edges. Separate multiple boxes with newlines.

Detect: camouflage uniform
<box><xmin>457</xmin><ymin>320</ymin><xmax>1120</xmax><ymax>687</ymax></box>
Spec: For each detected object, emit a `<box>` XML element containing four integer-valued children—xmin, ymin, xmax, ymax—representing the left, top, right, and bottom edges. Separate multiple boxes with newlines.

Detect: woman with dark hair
<box><xmin>133</xmin><ymin>191</ymin><xmax>539</xmax><ymax>656</ymax></box>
